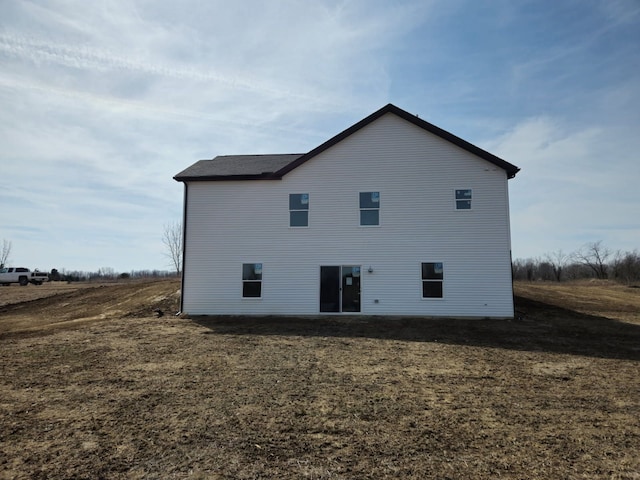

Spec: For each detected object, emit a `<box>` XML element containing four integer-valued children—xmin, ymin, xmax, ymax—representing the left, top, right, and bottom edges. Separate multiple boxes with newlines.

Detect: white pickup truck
<box><xmin>0</xmin><ymin>267</ymin><xmax>49</xmax><ymax>286</ymax></box>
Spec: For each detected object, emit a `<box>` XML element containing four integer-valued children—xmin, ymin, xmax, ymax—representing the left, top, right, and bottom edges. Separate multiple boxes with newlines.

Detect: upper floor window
<box><xmin>289</xmin><ymin>193</ymin><xmax>309</xmax><ymax>227</ymax></box>
<box><xmin>360</xmin><ymin>191</ymin><xmax>380</xmax><ymax>226</ymax></box>
<box><xmin>421</xmin><ymin>262</ymin><xmax>444</xmax><ymax>298</ymax></box>
<box><xmin>242</xmin><ymin>263</ymin><xmax>262</xmax><ymax>298</ymax></box>
<box><xmin>455</xmin><ymin>189</ymin><xmax>472</xmax><ymax>210</ymax></box>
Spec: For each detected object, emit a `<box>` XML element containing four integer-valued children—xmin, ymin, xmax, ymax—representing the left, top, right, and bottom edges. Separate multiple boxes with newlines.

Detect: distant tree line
<box><xmin>49</xmin><ymin>268</ymin><xmax>179</xmax><ymax>282</ymax></box>
<box><xmin>513</xmin><ymin>241</ymin><xmax>640</xmax><ymax>284</ymax></box>
<box><xmin>2</xmin><ymin>222</ymin><xmax>184</xmax><ymax>282</ymax></box>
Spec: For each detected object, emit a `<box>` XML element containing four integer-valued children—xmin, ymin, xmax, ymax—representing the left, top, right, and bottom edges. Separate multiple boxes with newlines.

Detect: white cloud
<box><xmin>0</xmin><ymin>0</ymin><xmax>637</xmax><ymax>271</ymax></box>
<box><xmin>0</xmin><ymin>0</ymin><xmax>428</xmax><ymax>112</ymax></box>
<box><xmin>0</xmin><ymin>0</ymin><xmax>434</xmax><ymax>271</ymax></box>
<box><xmin>488</xmin><ymin>117</ymin><xmax>640</xmax><ymax>258</ymax></box>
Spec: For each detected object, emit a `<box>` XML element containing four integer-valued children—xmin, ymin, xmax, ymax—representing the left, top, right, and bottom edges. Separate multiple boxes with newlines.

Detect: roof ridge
<box><xmin>275</xmin><ymin>104</ymin><xmax>520</xmax><ymax>179</ymax></box>
<box><xmin>175</xmin><ymin>105</ymin><xmax>520</xmax><ymax>182</ymax></box>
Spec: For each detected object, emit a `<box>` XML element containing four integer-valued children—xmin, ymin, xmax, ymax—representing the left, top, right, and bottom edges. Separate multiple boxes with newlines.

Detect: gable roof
<box><xmin>174</xmin><ymin>104</ymin><xmax>520</xmax><ymax>182</ymax></box>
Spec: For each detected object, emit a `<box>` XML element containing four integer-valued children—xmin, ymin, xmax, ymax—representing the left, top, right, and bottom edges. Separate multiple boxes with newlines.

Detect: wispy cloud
<box><xmin>0</xmin><ymin>0</ymin><xmax>637</xmax><ymax>270</ymax></box>
<box><xmin>490</xmin><ymin>117</ymin><xmax>640</xmax><ymax>257</ymax></box>
<box><xmin>1</xmin><ymin>0</ymin><xmax>427</xmax><ymax>113</ymax></box>
<box><xmin>0</xmin><ymin>33</ymin><xmax>327</xmax><ymax>104</ymax></box>
<box><xmin>0</xmin><ymin>0</ymin><xmax>434</xmax><ymax>270</ymax></box>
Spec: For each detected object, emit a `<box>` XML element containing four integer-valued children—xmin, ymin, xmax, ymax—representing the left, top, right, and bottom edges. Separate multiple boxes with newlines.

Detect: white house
<box><xmin>174</xmin><ymin>104</ymin><xmax>520</xmax><ymax>318</ymax></box>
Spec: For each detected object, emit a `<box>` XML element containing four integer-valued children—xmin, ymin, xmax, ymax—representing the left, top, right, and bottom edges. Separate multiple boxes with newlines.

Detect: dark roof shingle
<box><xmin>173</xmin><ymin>154</ymin><xmax>304</xmax><ymax>181</ymax></box>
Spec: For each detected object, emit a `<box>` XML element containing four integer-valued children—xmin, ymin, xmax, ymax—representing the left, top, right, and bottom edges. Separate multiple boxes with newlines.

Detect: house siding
<box><xmin>182</xmin><ymin>113</ymin><xmax>514</xmax><ymax>317</ymax></box>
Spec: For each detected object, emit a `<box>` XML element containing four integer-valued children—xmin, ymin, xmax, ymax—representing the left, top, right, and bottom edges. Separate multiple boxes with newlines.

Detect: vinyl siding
<box><xmin>182</xmin><ymin>113</ymin><xmax>514</xmax><ymax>317</ymax></box>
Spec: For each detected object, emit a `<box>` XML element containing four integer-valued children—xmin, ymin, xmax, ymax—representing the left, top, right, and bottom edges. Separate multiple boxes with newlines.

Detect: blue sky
<box><xmin>1</xmin><ymin>0</ymin><xmax>638</xmax><ymax>272</ymax></box>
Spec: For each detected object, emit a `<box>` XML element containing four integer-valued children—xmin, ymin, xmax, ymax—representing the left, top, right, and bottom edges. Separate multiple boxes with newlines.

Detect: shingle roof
<box><xmin>173</xmin><ymin>154</ymin><xmax>304</xmax><ymax>181</ymax></box>
<box><xmin>174</xmin><ymin>104</ymin><xmax>520</xmax><ymax>182</ymax></box>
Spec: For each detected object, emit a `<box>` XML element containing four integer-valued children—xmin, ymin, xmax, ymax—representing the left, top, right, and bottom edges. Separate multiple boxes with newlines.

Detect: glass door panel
<box><xmin>320</xmin><ymin>266</ymin><xmax>340</xmax><ymax>312</ymax></box>
<box><xmin>341</xmin><ymin>266</ymin><xmax>361</xmax><ymax>312</ymax></box>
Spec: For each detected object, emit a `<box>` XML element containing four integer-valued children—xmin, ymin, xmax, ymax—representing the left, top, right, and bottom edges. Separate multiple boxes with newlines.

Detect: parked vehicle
<box><xmin>0</xmin><ymin>267</ymin><xmax>49</xmax><ymax>286</ymax></box>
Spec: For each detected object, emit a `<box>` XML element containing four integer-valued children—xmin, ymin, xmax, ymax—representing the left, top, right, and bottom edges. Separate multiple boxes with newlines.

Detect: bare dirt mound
<box><xmin>0</xmin><ymin>279</ymin><xmax>180</xmax><ymax>335</ymax></box>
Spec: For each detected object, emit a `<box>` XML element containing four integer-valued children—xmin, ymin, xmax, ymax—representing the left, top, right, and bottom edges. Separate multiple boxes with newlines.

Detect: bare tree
<box><xmin>514</xmin><ymin>244</ymin><xmax>639</xmax><ymax>284</ymax></box>
<box><xmin>512</xmin><ymin>257</ymin><xmax>544</xmax><ymax>281</ymax></box>
<box><xmin>1</xmin><ymin>239</ymin><xmax>11</xmax><ymax>268</ymax></box>
<box><xmin>162</xmin><ymin>221</ymin><xmax>183</xmax><ymax>275</ymax></box>
<box><xmin>545</xmin><ymin>249</ymin><xmax>570</xmax><ymax>282</ymax></box>
<box><xmin>611</xmin><ymin>249</ymin><xmax>640</xmax><ymax>284</ymax></box>
<box><xmin>575</xmin><ymin>241</ymin><xmax>611</xmax><ymax>280</ymax></box>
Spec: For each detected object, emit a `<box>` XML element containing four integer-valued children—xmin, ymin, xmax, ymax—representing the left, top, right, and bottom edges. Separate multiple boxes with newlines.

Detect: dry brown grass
<box><xmin>1</xmin><ymin>280</ymin><xmax>639</xmax><ymax>479</ymax></box>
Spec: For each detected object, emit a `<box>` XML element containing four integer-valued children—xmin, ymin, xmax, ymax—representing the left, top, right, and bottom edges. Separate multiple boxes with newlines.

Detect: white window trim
<box><xmin>289</xmin><ymin>193</ymin><xmax>310</xmax><ymax>228</ymax></box>
<box><xmin>420</xmin><ymin>262</ymin><xmax>445</xmax><ymax>300</ymax></box>
<box><xmin>454</xmin><ymin>188</ymin><xmax>473</xmax><ymax>211</ymax></box>
<box><xmin>359</xmin><ymin>191</ymin><xmax>381</xmax><ymax>227</ymax></box>
<box><xmin>241</xmin><ymin>262</ymin><xmax>263</xmax><ymax>299</ymax></box>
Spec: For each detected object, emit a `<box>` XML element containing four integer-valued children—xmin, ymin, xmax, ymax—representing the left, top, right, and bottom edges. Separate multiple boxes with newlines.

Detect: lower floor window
<box><xmin>242</xmin><ymin>263</ymin><xmax>262</xmax><ymax>298</ymax></box>
<box><xmin>422</xmin><ymin>262</ymin><xmax>443</xmax><ymax>298</ymax></box>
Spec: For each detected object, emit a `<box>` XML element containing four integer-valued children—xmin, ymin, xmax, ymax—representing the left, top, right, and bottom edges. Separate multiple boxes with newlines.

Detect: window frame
<box><xmin>289</xmin><ymin>193</ymin><xmax>309</xmax><ymax>227</ymax></box>
<box><xmin>242</xmin><ymin>262</ymin><xmax>263</xmax><ymax>299</ymax></box>
<box><xmin>421</xmin><ymin>262</ymin><xmax>444</xmax><ymax>300</ymax></box>
<box><xmin>455</xmin><ymin>188</ymin><xmax>473</xmax><ymax>211</ymax></box>
<box><xmin>359</xmin><ymin>191</ymin><xmax>380</xmax><ymax>226</ymax></box>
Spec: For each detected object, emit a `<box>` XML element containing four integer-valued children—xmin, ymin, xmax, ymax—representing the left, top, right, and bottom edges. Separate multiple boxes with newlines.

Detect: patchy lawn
<box><xmin>1</xmin><ymin>280</ymin><xmax>639</xmax><ymax>479</ymax></box>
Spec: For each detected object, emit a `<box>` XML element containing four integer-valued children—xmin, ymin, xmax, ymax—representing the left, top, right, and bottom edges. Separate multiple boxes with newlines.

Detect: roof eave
<box><xmin>173</xmin><ymin>173</ymin><xmax>283</xmax><ymax>183</ymax></box>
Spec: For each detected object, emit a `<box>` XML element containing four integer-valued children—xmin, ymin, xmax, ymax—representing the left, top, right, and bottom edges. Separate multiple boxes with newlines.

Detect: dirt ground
<box><xmin>0</xmin><ymin>280</ymin><xmax>639</xmax><ymax>479</ymax></box>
